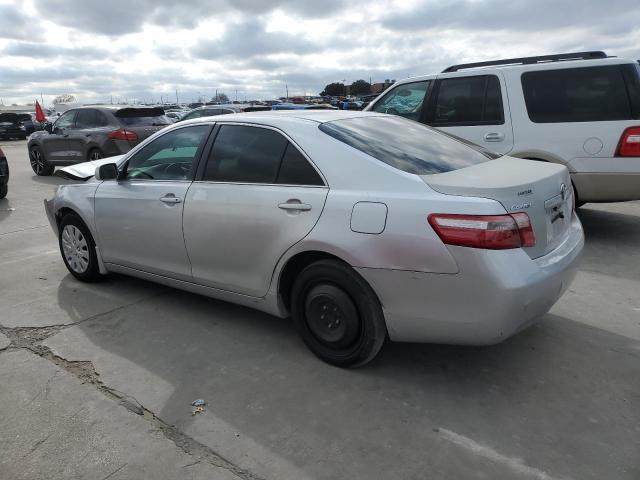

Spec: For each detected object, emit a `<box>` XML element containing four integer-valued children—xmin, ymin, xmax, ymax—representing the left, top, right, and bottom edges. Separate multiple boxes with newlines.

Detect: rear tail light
<box><xmin>616</xmin><ymin>126</ymin><xmax>640</xmax><ymax>157</ymax></box>
<box><xmin>107</xmin><ymin>128</ymin><xmax>138</xmax><ymax>142</ymax></box>
<box><xmin>428</xmin><ymin>213</ymin><xmax>536</xmax><ymax>250</ymax></box>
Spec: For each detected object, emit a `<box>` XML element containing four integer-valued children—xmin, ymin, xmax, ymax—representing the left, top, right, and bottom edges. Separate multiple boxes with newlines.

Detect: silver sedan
<box><xmin>44</xmin><ymin>111</ymin><xmax>584</xmax><ymax>367</ymax></box>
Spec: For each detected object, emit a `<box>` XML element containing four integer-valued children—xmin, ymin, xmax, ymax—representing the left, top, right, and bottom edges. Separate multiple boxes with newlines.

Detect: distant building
<box><xmin>371</xmin><ymin>79</ymin><xmax>396</xmax><ymax>94</ymax></box>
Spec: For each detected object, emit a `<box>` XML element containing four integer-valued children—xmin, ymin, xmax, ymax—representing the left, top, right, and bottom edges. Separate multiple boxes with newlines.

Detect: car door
<box><xmin>94</xmin><ymin>124</ymin><xmax>211</xmax><ymax>280</ymax></box>
<box><xmin>70</xmin><ymin>109</ymin><xmax>110</xmax><ymax>161</ymax></box>
<box><xmin>183</xmin><ymin>124</ymin><xmax>329</xmax><ymax>297</ymax></box>
<box><xmin>41</xmin><ymin>110</ymin><xmax>76</xmax><ymax>162</ymax></box>
<box><xmin>426</xmin><ymin>73</ymin><xmax>514</xmax><ymax>154</ymax></box>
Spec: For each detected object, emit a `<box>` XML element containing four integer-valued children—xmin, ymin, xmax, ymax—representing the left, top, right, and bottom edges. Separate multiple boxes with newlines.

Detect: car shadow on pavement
<box><xmin>52</xmin><ymin>272</ymin><xmax>640</xmax><ymax>480</ymax></box>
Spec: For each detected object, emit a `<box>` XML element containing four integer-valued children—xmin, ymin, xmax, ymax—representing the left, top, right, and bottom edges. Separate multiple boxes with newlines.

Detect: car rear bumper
<box><xmin>572</xmin><ymin>172</ymin><xmax>640</xmax><ymax>202</ymax></box>
<box><xmin>356</xmin><ymin>213</ymin><xmax>584</xmax><ymax>345</ymax></box>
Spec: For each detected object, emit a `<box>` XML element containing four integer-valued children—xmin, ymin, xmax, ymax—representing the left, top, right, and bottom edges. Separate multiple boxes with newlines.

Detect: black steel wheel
<box><xmin>291</xmin><ymin>259</ymin><xmax>387</xmax><ymax>367</ymax></box>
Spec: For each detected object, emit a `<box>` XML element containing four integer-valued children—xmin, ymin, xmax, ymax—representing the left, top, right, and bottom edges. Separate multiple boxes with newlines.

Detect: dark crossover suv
<box><xmin>0</xmin><ymin>113</ymin><xmax>27</xmax><ymax>140</ymax></box>
<box><xmin>0</xmin><ymin>147</ymin><xmax>9</xmax><ymax>199</ymax></box>
<box><xmin>27</xmin><ymin>106</ymin><xmax>171</xmax><ymax>176</ymax></box>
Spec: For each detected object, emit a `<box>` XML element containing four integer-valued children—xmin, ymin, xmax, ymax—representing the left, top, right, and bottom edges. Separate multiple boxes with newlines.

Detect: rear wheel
<box><xmin>59</xmin><ymin>213</ymin><xmax>103</xmax><ymax>282</ymax></box>
<box><xmin>291</xmin><ymin>260</ymin><xmax>387</xmax><ymax>367</ymax></box>
<box><xmin>30</xmin><ymin>146</ymin><xmax>54</xmax><ymax>176</ymax></box>
<box><xmin>88</xmin><ymin>148</ymin><xmax>103</xmax><ymax>161</ymax></box>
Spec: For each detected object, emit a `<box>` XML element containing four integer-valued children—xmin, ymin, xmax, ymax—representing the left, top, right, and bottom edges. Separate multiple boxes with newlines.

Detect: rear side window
<box><xmin>371</xmin><ymin>80</ymin><xmax>431</xmax><ymax>121</ymax></box>
<box><xmin>521</xmin><ymin>66</ymin><xmax>637</xmax><ymax>123</ymax></box>
<box><xmin>319</xmin><ymin>115</ymin><xmax>494</xmax><ymax>175</ymax></box>
<box><xmin>433</xmin><ymin>75</ymin><xmax>504</xmax><ymax>125</ymax></box>
<box><xmin>203</xmin><ymin>125</ymin><xmax>324</xmax><ymax>185</ymax></box>
<box><xmin>204</xmin><ymin>125</ymin><xmax>288</xmax><ymax>183</ymax></box>
<box><xmin>276</xmin><ymin>143</ymin><xmax>323</xmax><ymax>185</ymax></box>
<box><xmin>116</xmin><ymin>108</ymin><xmax>171</xmax><ymax>127</ymax></box>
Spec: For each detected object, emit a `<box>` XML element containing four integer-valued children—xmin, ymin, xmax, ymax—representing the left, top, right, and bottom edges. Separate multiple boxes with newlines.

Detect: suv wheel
<box><xmin>30</xmin><ymin>146</ymin><xmax>54</xmax><ymax>176</ymax></box>
<box><xmin>291</xmin><ymin>259</ymin><xmax>387</xmax><ymax>367</ymax></box>
<box><xmin>88</xmin><ymin>148</ymin><xmax>103</xmax><ymax>161</ymax></box>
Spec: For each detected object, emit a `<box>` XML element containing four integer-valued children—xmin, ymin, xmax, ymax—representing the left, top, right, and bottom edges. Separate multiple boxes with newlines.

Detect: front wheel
<box><xmin>59</xmin><ymin>213</ymin><xmax>104</xmax><ymax>282</ymax></box>
<box><xmin>30</xmin><ymin>147</ymin><xmax>54</xmax><ymax>176</ymax></box>
<box><xmin>291</xmin><ymin>260</ymin><xmax>387</xmax><ymax>367</ymax></box>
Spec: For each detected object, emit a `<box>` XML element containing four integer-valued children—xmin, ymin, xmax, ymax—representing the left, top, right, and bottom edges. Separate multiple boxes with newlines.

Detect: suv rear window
<box><xmin>521</xmin><ymin>66</ymin><xmax>640</xmax><ymax>123</ymax></box>
<box><xmin>319</xmin><ymin>115</ymin><xmax>496</xmax><ymax>175</ymax></box>
<box><xmin>115</xmin><ymin>108</ymin><xmax>171</xmax><ymax>126</ymax></box>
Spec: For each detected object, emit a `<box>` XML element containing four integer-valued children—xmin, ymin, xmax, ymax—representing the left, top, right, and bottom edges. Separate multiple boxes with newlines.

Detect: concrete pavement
<box><xmin>1</xmin><ymin>139</ymin><xmax>638</xmax><ymax>479</ymax></box>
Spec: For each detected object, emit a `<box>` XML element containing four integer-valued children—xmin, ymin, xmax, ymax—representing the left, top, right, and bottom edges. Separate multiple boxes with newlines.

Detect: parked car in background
<box><xmin>366</xmin><ymin>51</ymin><xmax>640</xmax><ymax>204</ymax></box>
<box><xmin>44</xmin><ymin>111</ymin><xmax>582</xmax><ymax>367</ymax></box>
<box><xmin>0</xmin><ymin>147</ymin><xmax>8</xmax><ymax>199</ymax></box>
<box><xmin>27</xmin><ymin>106</ymin><xmax>171</xmax><ymax>176</ymax></box>
<box><xmin>0</xmin><ymin>113</ymin><xmax>27</xmax><ymax>140</ymax></box>
<box><xmin>180</xmin><ymin>104</ymin><xmax>271</xmax><ymax>121</ymax></box>
<box><xmin>165</xmin><ymin>111</ymin><xmax>184</xmax><ymax>122</ymax></box>
<box><xmin>17</xmin><ymin>113</ymin><xmax>39</xmax><ymax>135</ymax></box>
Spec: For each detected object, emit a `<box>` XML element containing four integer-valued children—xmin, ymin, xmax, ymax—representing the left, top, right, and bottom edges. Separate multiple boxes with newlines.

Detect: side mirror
<box><xmin>95</xmin><ymin>163</ymin><xmax>118</xmax><ymax>181</ymax></box>
<box><xmin>44</xmin><ymin>123</ymin><xmax>53</xmax><ymax>133</ymax></box>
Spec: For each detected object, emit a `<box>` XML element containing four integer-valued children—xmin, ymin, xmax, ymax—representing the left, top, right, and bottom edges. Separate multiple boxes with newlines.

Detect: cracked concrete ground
<box><xmin>1</xmin><ymin>139</ymin><xmax>639</xmax><ymax>479</ymax></box>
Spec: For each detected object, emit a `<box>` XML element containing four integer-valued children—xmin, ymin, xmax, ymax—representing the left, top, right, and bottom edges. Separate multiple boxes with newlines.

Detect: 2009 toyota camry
<box><xmin>44</xmin><ymin>111</ymin><xmax>584</xmax><ymax>367</ymax></box>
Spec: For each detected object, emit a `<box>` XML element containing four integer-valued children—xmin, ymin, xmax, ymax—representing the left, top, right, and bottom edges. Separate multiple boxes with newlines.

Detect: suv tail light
<box><xmin>428</xmin><ymin>213</ymin><xmax>536</xmax><ymax>250</ymax></box>
<box><xmin>616</xmin><ymin>127</ymin><xmax>640</xmax><ymax>157</ymax></box>
<box><xmin>107</xmin><ymin>128</ymin><xmax>138</xmax><ymax>142</ymax></box>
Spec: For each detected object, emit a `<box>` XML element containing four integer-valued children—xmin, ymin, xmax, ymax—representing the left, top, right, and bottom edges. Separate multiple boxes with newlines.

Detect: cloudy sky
<box><xmin>1</xmin><ymin>0</ymin><xmax>639</xmax><ymax>106</ymax></box>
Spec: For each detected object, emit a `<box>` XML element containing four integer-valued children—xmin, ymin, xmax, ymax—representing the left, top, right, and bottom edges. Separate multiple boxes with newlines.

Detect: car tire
<box><xmin>59</xmin><ymin>213</ymin><xmax>104</xmax><ymax>282</ymax></box>
<box><xmin>88</xmin><ymin>148</ymin><xmax>103</xmax><ymax>161</ymax></box>
<box><xmin>0</xmin><ymin>184</ymin><xmax>7</xmax><ymax>199</ymax></box>
<box><xmin>291</xmin><ymin>259</ymin><xmax>387</xmax><ymax>368</ymax></box>
<box><xmin>29</xmin><ymin>146</ymin><xmax>54</xmax><ymax>176</ymax></box>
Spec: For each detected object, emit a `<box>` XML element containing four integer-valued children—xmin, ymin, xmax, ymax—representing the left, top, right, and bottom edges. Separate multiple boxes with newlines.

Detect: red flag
<box><xmin>35</xmin><ymin>100</ymin><xmax>46</xmax><ymax>123</ymax></box>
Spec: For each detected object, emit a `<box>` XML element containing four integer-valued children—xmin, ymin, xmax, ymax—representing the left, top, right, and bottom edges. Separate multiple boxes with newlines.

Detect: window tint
<box><xmin>277</xmin><ymin>143</ymin><xmax>324</xmax><ymax>185</ymax></box>
<box><xmin>54</xmin><ymin>111</ymin><xmax>75</xmax><ymax>130</ymax></box>
<box><xmin>204</xmin><ymin>125</ymin><xmax>287</xmax><ymax>183</ymax></box>
<box><xmin>433</xmin><ymin>75</ymin><xmax>503</xmax><ymax>125</ymax></box>
<box><xmin>372</xmin><ymin>80</ymin><xmax>430</xmax><ymax>121</ymax></box>
<box><xmin>116</xmin><ymin>108</ymin><xmax>171</xmax><ymax>126</ymax></box>
<box><xmin>622</xmin><ymin>64</ymin><xmax>640</xmax><ymax>119</ymax></box>
<box><xmin>522</xmin><ymin>66</ymin><xmax>636</xmax><ymax>123</ymax></box>
<box><xmin>125</xmin><ymin>126</ymin><xmax>208</xmax><ymax>180</ymax></box>
<box><xmin>182</xmin><ymin>110</ymin><xmax>204</xmax><ymax>121</ymax></box>
<box><xmin>319</xmin><ymin>116</ymin><xmax>493</xmax><ymax>175</ymax></box>
<box><xmin>75</xmin><ymin>109</ymin><xmax>109</xmax><ymax>128</ymax></box>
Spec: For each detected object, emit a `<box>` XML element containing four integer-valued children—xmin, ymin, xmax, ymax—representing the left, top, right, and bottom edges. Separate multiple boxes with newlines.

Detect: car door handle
<box><xmin>159</xmin><ymin>194</ymin><xmax>182</xmax><ymax>204</ymax></box>
<box><xmin>484</xmin><ymin>132</ymin><xmax>504</xmax><ymax>142</ymax></box>
<box><xmin>278</xmin><ymin>201</ymin><xmax>311</xmax><ymax>211</ymax></box>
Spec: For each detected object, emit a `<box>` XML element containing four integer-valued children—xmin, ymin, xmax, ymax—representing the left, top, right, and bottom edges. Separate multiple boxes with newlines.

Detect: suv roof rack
<box><xmin>442</xmin><ymin>51</ymin><xmax>608</xmax><ymax>73</ymax></box>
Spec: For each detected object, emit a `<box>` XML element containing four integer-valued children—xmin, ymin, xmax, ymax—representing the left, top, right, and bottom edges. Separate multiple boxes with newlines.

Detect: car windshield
<box><xmin>115</xmin><ymin>108</ymin><xmax>171</xmax><ymax>126</ymax></box>
<box><xmin>318</xmin><ymin>115</ymin><xmax>498</xmax><ymax>175</ymax></box>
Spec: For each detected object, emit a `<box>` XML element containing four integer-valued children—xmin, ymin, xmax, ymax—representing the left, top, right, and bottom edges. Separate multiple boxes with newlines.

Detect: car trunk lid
<box><xmin>422</xmin><ymin>157</ymin><xmax>573</xmax><ymax>259</ymax></box>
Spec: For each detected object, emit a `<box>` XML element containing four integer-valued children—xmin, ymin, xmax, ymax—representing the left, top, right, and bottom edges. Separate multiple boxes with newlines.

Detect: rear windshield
<box><xmin>318</xmin><ymin>115</ymin><xmax>496</xmax><ymax>175</ymax></box>
<box><xmin>521</xmin><ymin>65</ymin><xmax>640</xmax><ymax>123</ymax></box>
<box><xmin>115</xmin><ymin>108</ymin><xmax>171</xmax><ymax>126</ymax></box>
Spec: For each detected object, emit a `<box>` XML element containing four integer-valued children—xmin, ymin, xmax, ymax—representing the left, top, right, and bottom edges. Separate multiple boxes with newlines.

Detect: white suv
<box><xmin>365</xmin><ymin>51</ymin><xmax>640</xmax><ymax>204</ymax></box>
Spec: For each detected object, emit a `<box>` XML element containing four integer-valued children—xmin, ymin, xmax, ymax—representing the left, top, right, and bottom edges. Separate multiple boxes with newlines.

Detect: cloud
<box><xmin>190</xmin><ymin>19</ymin><xmax>322</xmax><ymax>59</ymax></box>
<box><xmin>2</xmin><ymin>41</ymin><xmax>113</xmax><ymax>60</ymax></box>
<box><xmin>0</xmin><ymin>4</ymin><xmax>39</xmax><ymax>40</ymax></box>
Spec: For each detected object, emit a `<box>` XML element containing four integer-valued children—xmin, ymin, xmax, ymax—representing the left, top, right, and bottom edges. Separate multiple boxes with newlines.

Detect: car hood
<box><xmin>55</xmin><ymin>155</ymin><xmax>126</xmax><ymax>181</ymax></box>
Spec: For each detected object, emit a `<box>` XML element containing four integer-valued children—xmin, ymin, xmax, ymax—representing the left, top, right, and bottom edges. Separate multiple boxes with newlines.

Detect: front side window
<box><xmin>433</xmin><ymin>75</ymin><xmax>504</xmax><ymax>125</ymax></box>
<box><xmin>372</xmin><ymin>80</ymin><xmax>431</xmax><ymax>121</ymax></box>
<box><xmin>319</xmin><ymin>115</ymin><xmax>494</xmax><ymax>175</ymax></box>
<box><xmin>182</xmin><ymin>110</ymin><xmax>205</xmax><ymax>121</ymax></box>
<box><xmin>54</xmin><ymin>111</ymin><xmax>75</xmax><ymax>130</ymax></box>
<box><xmin>125</xmin><ymin>126</ymin><xmax>209</xmax><ymax>180</ymax></box>
<box><xmin>522</xmin><ymin>66</ymin><xmax>636</xmax><ymax>123</ymax></box>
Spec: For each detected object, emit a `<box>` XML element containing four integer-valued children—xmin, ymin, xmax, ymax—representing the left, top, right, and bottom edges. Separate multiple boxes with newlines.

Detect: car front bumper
<box><xmin>44</xmin><ymin>197</ymin><xmax>58</xmax><ymax>236</ymax></box>
<box><xmin>356</xmin><ymin>213</ymin><xmax>584</xmax><ymax>345</ymax></box>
